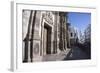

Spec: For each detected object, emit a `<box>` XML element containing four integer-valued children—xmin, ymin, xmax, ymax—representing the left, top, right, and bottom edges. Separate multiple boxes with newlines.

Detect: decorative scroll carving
<box><xmin>42</xmin><ymin>12</ymin><xmax>53</xmax><ymax>24</ymax></box>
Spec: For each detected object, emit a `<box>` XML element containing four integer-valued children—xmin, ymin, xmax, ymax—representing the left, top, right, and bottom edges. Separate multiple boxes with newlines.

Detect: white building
<box><xmin>67</xmin><ymin>25</ymin><xmax>78</xmax><ymax>47</ymax></box>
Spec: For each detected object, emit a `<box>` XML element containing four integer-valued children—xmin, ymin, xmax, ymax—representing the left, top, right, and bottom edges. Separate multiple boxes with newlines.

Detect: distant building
<box><xmin>67</xmin><ymin>24</ymin><xmax>78</xmax><ymax>47</ymax></box>
<box><xmin>66</xmin><ymin>23</ymin><xmax>71</xmax><ymax>48</ymax></box>
<box><xmin>22</xmin><ymin>10</ymin><xmax>69</xmax><ymax>62</ymax></box>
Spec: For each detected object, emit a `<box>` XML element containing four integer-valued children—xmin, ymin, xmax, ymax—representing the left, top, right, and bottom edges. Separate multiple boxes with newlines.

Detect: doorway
<box><xmin>43</xmin><ymin>23</ymin><xmax>52</xmax><ymax>55</ymax></box>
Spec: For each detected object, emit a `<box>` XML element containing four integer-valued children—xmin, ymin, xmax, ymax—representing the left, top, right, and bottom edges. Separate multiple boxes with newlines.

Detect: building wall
<box><xmin>22</xmin><ymin>10</ymin><xmax>68</xmax><ymax>62</ymax></box>
<box><xmin>59</xmin><ymin>12</ymin><xmax>67</xmax><ymax>51</ymax></box>
<box><xmin>68</xmin><ymin>25</ymin><xmax>78</xmax><ymax>47</ymax></box>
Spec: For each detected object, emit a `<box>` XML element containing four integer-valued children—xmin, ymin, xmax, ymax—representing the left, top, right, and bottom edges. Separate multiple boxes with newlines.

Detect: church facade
<box><xmin>22</xmin><ymin>10</ymin><xmax>68</xmax><ymax>62</ymax></box>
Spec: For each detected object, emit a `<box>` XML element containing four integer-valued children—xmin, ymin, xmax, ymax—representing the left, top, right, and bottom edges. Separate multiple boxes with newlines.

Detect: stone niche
<box><xmin>32</xmin><ymin>40</ymin><xmax>42</xmax><ymax>61</ymax></box>
<box><xmin>33</xmin><ymin>40</ymin><xmax>40</xmax><ymax>56</ymax></box>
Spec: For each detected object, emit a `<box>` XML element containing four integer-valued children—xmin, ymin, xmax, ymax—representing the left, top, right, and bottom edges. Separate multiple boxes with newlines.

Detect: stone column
<box><xmin>30</xmin><ymin>11</ymin><xmax>37</xmax><ymax>62</ymax></box>
<box><xmin>32</xmin><ymin>11</ymin><xmax>42</xmax><ymax>62</ymax></box>
<box><xmin>23</xmin><ymin>10</ymin><xmax>34</xmax><ymax>62</ymax></box>
<box><xmin>59</xmin><ymin>12</ymin><xmax>63</xmax><ymax>51</ymax></box>
<box><xmin>64</xmin><ymin>16</ymin><xmax>67</xmax><ymax>50</ymax></box>
<box><xmin>59</xmin><ymin>12</ymin><xmax>68</xmax><ymax>51</ymax></box>
<box><xmin>53</xmin><ymin>12</ymin><xmax>58</xmax><ymax>54</ymax></box>
<box><xmin>56</xmin><ymin>12</ymin><xmax>59</xmax><ymax>53</ymax></box>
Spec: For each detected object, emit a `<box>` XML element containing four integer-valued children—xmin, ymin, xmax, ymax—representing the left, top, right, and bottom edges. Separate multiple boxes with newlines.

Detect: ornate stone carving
<box><xmin>42</xmin><ymin>12</ymin><xmax>53</xmax><ymax>24</ymax></box>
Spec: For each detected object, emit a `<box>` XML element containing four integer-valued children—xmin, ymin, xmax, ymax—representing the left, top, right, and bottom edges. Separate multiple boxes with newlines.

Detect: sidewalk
<box><xmin>42</xmin><ymin>49</ymin><xmax>71</xmax><ymax>61</ymax></box>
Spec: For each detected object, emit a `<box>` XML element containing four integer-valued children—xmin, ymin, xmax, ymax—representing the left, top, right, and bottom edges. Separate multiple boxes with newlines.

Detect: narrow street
<box><xmin>63</xmin><ymin>46</ymin><xmax>90</xmax><ymax>60</ymax></box>
<box><xmin>42</xmin><ymin>46</ymin><xmax>90</xmax><ymax>61</ymax></box>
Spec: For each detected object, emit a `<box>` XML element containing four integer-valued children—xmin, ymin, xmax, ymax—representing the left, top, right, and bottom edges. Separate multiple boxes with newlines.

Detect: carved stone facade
<box><xmin>22</xmin><ymin>10</ymin><xmax>68</xmax><ymax>62</ymax></box>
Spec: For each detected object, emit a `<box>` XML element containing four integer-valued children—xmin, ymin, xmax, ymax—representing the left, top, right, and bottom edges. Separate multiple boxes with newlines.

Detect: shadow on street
<box><xmin>63</xmin><ymin>46</ymin><xmax>91</xmax><ymax>60</ymax></box>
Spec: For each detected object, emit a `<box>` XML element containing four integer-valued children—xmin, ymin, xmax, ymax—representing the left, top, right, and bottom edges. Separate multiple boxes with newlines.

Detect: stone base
<box><xmin>57</xmin><ymin>48</ymin><xmax>61</xmax><ymax>54</ymax></box>
<box><xmin>33</xmin><ymin>56</ymin><xmax>42</xmax><ymax>62</ymax></box>
<box><xmin>23</xmin><ymin>59</ymin><xmax>28</xmax><ymax>63</ymax></box>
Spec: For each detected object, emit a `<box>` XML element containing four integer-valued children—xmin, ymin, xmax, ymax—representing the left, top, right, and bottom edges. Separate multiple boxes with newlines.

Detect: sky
<box><xmin>67</xmin><ymin>12</ymin><xmax>91</xmax><ymax>34</ymax></box>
